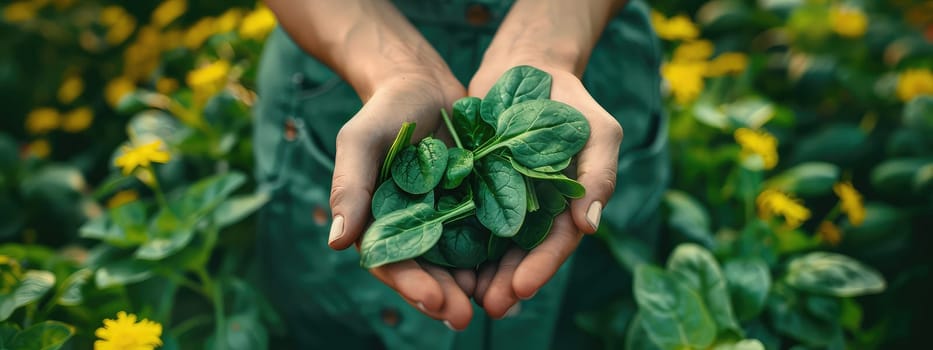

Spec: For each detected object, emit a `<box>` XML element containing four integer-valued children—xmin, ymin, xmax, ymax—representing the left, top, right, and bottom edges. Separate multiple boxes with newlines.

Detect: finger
<box><xmin>452</xmin><ymin>269</ymin><xmax>477</xmax><ymax>296</ymax></box>
<box><xmin>423</xmin><ymin>264</ymin><xmax>475</xmax><ymax>330</ymax></box>
<box><xmin>570</xmin><ymin>114</ymin><xmax>622</xmax><ymax>234</ymax></box>
<box><xmin>473</xmin><ymin>262</ymin><xmax>497</xmax><ymax>305</ymax></box>
<box><xmin>513</xmin><ymin>212</ymin><xmax>583</xmax><ymax>299</ymax></box>
<box><xmin>328</xmin><ymin>118</ymin><xmax>387</xmax><ymax>250</ymax></box>
<box><xmin>481</xmin><ymin>248</ymin><xmax>526</xmax><ymax>319</ymax></box>
<box><xmin>370</xmin><ymin>260</ymin><xmax>445</xmax><ymax>313</ymax></box>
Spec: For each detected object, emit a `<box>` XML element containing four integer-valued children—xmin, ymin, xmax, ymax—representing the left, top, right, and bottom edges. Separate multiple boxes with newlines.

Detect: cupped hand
<box><xmin>327</xmin><ymin>69</ymin><xmax>477</xmax><ymax>330</ymax></box>
<box><xmin>468</xmin><ymin>63</ymin><xmax>624</xmax><ymax>318</ymax></box>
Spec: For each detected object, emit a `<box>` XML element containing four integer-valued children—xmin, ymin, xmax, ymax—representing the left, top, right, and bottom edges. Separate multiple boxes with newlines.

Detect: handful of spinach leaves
<box><xmin>360</xmin><ymin>66</ymin><xmax>590</xmax><ymax>269</ymax></box>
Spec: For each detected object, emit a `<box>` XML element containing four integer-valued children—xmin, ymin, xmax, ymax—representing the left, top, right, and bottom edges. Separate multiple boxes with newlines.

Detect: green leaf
<box><xmin>443</xmin><ymin>148</ymin><xmax>473</xmax><ymax>189</ymax></box>
<box><xmin>214</xmin><ymin>191</ymin><xmax>271</xmax><ymax>228</ymax></box>
<box><xmin>56</xmin><ymin>269</ymin><xmax>92</xmax><ymax>306</ymax></box>
<box><xmin>371</xmin><ymin>180</ymin><xmax>434</xmax><ymax>220</ymax></box>
<box><xmin>667</xmin><ymin>244</ymin><xmax>742</xmax><ymax>337</ymax></box>
<box><xmin>712</xmin><ymin>339</ymin><xmax>766</xmax><ymax>350</ymax></box>
<box><xmin>487</xmin><ymin>236</ymin><xmax>510</xmax><ymax>261</ymax></box>
<box><xmin>433</xmin><ymin>223</ymin><xmax>488</xmax><ymax>268</ymax></box>
<box><xmin>624</xmin><ymin>313</ymin><xmax>663</xmax><ymax>350</ymax></box>
<box><xmin>0</xmin><ymin>323</ymin><xmax>18</xmax><ymax>348</ymax></box>
<box><xmin>723</xmin><ymin>258</ymin><xmax>771</xmax><ymax>321</ymax></box>
<box><xmin>509</xmin><ymin>157</ymin><xmax>585</xmax><ymax>198</ymax></box>
<box><xmin>603</xmin><ymin>230</ymin><xmax>654</xmax><ymax>272</ymax></box>
<box><xmin>789</xmin><ymin>125</ymin><xmax>868</xmax><ymax>166</ymax></box>
<box><xmin>475</xmin><ymin>155</ymin><xmax>527</xmax><ymax>237</ymax></box>
<box><xmin>391</xmin><ymin>137</ymin><xmax>449</xmax><ymax>194</ymax></box>
<box><xmin>95</xmin><ymin>259</ymin><xmax>155</xmax><ymax>288</ymax></box>
<box><xmin>633</xmin><ymin>265</ymin><xmax>716</xmax><ymax>350</ymax></box>
<box><xmin>478</xmin><ymin>100</ymin><xmax>590</xmax><ymax>169</ymax></box>
<box><xmin>207</xmin><ymin>314</ymin><xmax>267</xmax><ymax>350</ymax></box>
<box><xmin>134</xmin><ymin>208</ymin><xmax>195</xmax><ymax>260</ymax></box>
<box><xmin>664</xmin><ymin>191</ymin><xmax>714</xmax><ymax>248</ymax></box>
<box><xmin>785</xmin><ymin>252</ymin><xmax>885</xmax><ymax>297</ymax></box>
<box><xmin>530</xmin><ymin>157</ymin><xmax>572</xmax><ymax>173</ymax></box>
<box><xmin>870</xmin><ymin>158</ymin><xmax>931</xmax><ymax>194</ymax></box>
<box><xmin>480</xmin><ymin>65</ymin><xmax>552</xmax><ymax>127</ymax></box>
<box><xmin>79</xmin><ymin>201</ymin><xmax>149</xmax><ymax>247</ymax></box>
<box><xmin>0</xmin><ymin>271</ymin><xmax>55</xmax><ymax>321</ymax></box>
<box><xmin>765</xmin><ymin>162</ymin><xmax>840</xmax><ymax>196</ymax></box>
<box><xmin>176</xmin><ymin>172</ymin><xmax>248</xmax><ymax>219</ymax></box>
<box><xmin>768</xmin><ymin>285</ymin><xmax>843</xmax><ymax>346</ymax></box>
<box><xmin>512</xmin><ymin>181</ymin><xmax>566</xmax><ymax>250</ymax></box>
<box><xmin>360</xmin><ymin>202</ymin><xmax>475</xmax><ymax>268</ymax></box>
<box><xmin>9</xmin><ymin>321</ymin><xmax>73</xmax><ymax>350</ymax></box>
<box><xmin>380</xmin><ymin>122</ymin><xmax>416</xmax><ymax>182</ymax></box>
<box><xmin>903</xmin><ymin>95</ymin><xmax>933</xmax><ymax>132</ymax></box>
<box><xmin>452</xmin><ymin>97</ymin><xmax>494</xmax><ymax>149</ymax></box>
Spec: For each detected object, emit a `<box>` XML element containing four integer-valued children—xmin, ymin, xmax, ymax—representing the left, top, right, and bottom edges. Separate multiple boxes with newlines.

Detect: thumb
<box><xmin>328</xmin><ymin>120</ymin><xmax>385</xmax><ymax>250</ymax></box>
<box><xmin>570</xmin><ymin>115</ymin><xmax>623</xmax><ymax>234</ymax></box>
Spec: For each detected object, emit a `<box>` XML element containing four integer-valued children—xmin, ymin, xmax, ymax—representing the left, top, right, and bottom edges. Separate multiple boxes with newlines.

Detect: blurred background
<box><xmin>0</xmin><ymin>0</ymin><xmax>931</xmax><ymax>349</ymax></box>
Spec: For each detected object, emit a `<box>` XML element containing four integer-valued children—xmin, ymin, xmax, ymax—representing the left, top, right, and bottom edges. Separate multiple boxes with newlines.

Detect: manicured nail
<box><xmin>417</xmin><ymin>302</ymin><xmax>427</xmax><ymax>312</ymax></box>
<box><xmin>504</xmin><ymin>303</ymin><xmax>521</xmax><ymax>318</ymax></box>
<box><xmin>443</xmin><ymin>320</ymin><xmax>456</xmax><ymax>331</ymax></box>
<box><xmin>586</xmin><ymin>201</ymin><xmax>602</xmax><ymax>230</ymax></box>
<box><xmin>328</xmin><ymin>215</ymin><xmax>345</xmax><ymax>244</ymax></box>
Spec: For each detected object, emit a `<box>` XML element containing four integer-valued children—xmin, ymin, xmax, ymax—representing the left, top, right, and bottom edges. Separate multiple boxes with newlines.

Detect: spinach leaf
<box><xmin>442</xmin><ymin>148</ymin><xmax>473</xmax><ymax>189</ymax></box>
<box><xmin>371</xmin><ymin>180</ymin><xmax>434</xmax><ymax>219</ymax></box>
<box><xmin>452</xmin><ymin>97</ymin><xmax>494</xmax><ymax>150</ymax></box>
<box><xmin>475</xmin><ymin>100</ymin><xmax>590</xmax><ymax>168</ymax></box>
<box><xmin>360</xmin><ymin>201</ymin><xmax>475</xmax><ymax>268</ymax></box>
<box><xmin>634</xmin><ymin>265</ymin><xmax>717</xmax><ymax>350</ymax></box>
<box><xmin>487</xmin><ymin>236</ymin><xmax>510</xmax><ymax>261</ymax></box>
<box><xmin>475</xmin><ymin>154</ymin><xmax>527</xmax><ymax>237</ymax></box>
<box><xmin>480</xmin><ymin>65</ymin><xmax>552</xmax><ymax>127</ymax></box>
<box><xmin>510</xmin><ymin>157</ymin><xmax>586</xmax><ymax>198</ymax></box>
<box><xmin>380</xmin><ymin>122</ymin><xmax>416</xmax><ymax>182</ymax></box>
<box><xmin>512</xmin><ymin>209</ymin><xmax>554</xmax><ymax>250</ymax></box>
<box><xmin>667</xmin><ymin>244</ymin><xmax>744</xmax><ymax>338</ymax></box>
<box><xmin>531</xmin><ymin>157</ymin><xmax>572</xmax><ymax>173</ymax></box>
<box><xmin>434</xmin><ymin>222</ymin><xmax>489</xmax><ymax>268</ymax></box>
<box><xmin>421</xmin><ymin>244</ymin><xmax>453</xmax><ymax>268</ymax></box>
<box><xmin>536</xmin><ymin>181</ymin><xmax>569</xmax><ymax>215</ymax></box>
<box><xmin>391</xmin><ymin>137</ymin><xmax>449</xmax><ymax>194</ymax></box>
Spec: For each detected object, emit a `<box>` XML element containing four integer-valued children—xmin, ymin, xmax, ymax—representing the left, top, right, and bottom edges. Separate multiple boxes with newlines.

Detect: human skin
<box><xmin>266</xmin><ymin>0</ymin><xmax>627</xmax><ymax>330</ymax></box>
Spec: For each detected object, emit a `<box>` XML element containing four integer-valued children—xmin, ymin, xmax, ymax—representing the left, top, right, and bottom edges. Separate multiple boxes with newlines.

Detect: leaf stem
<box><xmin>147</xmin><ymin>167</ymin><xmax>172</xmax><ymax>215</ymax></box>
<box><xmin>440</xmin><ymin>109</ymin><xmax>464</xmax><ymax>149</ymax></box>
<box><xmin>381</xmin><ymin>122</ymin><xmax>416</xmax><ymax>182</ymax></box>
<box><xmin>171</xmin><ymin>314</ymin><xmax>214</xmax><ymax>338</ymax></box>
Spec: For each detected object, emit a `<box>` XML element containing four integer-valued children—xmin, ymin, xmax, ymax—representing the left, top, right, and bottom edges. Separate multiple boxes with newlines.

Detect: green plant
<box><xmin>360</xmin><ymin>65</ymin><xmax>590</xmax><ymax>269</ymax></box>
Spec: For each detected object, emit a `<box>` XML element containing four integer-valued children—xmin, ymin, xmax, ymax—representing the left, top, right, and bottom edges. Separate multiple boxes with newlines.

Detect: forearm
<box><xmin>266</xmin><ymin>0</ymin><xmax>450</xmax><ymax>100</ymax></box>
<box><xmin>484</xmin><ymin>0</ymin><xmax>628</xmax><ymax>76</ymax></box>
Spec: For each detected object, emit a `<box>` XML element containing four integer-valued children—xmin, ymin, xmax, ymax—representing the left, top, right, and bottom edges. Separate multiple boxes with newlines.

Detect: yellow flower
<box><xmin>107</xmin><ymin>190</ymin><xmax>139</xmax><ymax>209</ymax></box>
<box><xmin>187</xmin><ymin>60</ymin><xmax>231</xmax><ymax>104</ymax></box>
<box><xmin>123</xmin><ymin>26</ymin><xmax>160</xmax><ymax>80</ymax></box>
<box><xmin>239</xmin><ymin>5</ymin><xmax>277</xmax><ymax>40</ymax></box>
<box><xmin>26</xmin><ymin>139</ymin><xmax>51</xmax><ymax>159</ymax></box>
<box><xmin>896</xmin><ymin>68</ymin><xmax>933</xmax><ymax>102</ymax></box>
<box><xmin>61</xmin><ymin>107</ymin><xmax>93</xmax><ymax>133</ymax></box>
<box><xmin>25</xmin><ymin>108</ymin><xmax>61</xmax><ymax>134</ymax></box>
<box><xmin>102</xmin><ymin>7</ymin><xmax>137</xmax><ymax>46</ymax></box>
<box><xmin>3</xmin><ymin>2</ymin><xmax>38</xmax><ymax>23</ymax></box>
<box><xmin>651</xmin><ymin>11</ymin><xmax>699</xmax><ymax>41</ymax></box>
<box><xmin>105</xmin><ymin>76</ymin><xmax>135</xmax><ymax>107</ymax></box>
<box><xmin>94</xmin><ymin>311</ymin><xmax>162</xmax><ymax>350</ymax></box>
<box><xmin>114</xmin><ymin>140</ymin><xmax>171</xmax><ymax>175</ymax></box>
<box><xmin>661</xmin><ymin>61</ymin><xmax>706</xmax><ymax>104</ymax></box>
<box><xmin>216</xmin><ymin>8</ymin><xmax>243</xmax><ymax>33</ymax></box>
<box><xmin>833</xmin><ymin>182</ymin><xmax>865</xmax><ymax>227</ymax></box>
<box><xmin>817</xmin><ymin>221</ymin><xmax>842</xmax><ymax>246</ymax></box>
<box><xmin>184</xmin><ymin>17</ymin><xmax>216</xmax><ymax>49</ymax></box>
<box><xmin>151</xmin><ymin>0</ymin><xmax>186</xmax><ymax>28</ymax></box>
<box><xmin>756</xmin><ymin>189</ymin><xmax>811</xmax><ymax>229</ymax></box>
<box><xmin>706</xmin><ymin>52</ymin><xmax>749</xmax><ymax>77</ymax></box>
<box><xmin>161</xmin><ymin>29</ymin><xmax>184</xmax><ymax>51</ymax></box>
<box><xmin>673</xmin><ymin>40</ymin><xmax>714</xmax><ymax>62</ymax></box>
<box><xmin>734</xmin><ymin>128</ymin><xmax>779</xmax><ymax>170</ymax></box>
<box><xmin>829</xmin><ymin>5</ymin><xmax>868</xmax><ymax>38</ymax></box>
<box><xmin>58</xmin><ymin>75</ymin><xmax>84</xmax><ymax>104</ymax></box>
<box><xmin>156</xmin><ymin>77</ymin><xmax>179</xmax><ymax>95</ymax></box>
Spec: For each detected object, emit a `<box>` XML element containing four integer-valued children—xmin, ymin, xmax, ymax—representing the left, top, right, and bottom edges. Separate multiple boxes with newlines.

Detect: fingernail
<box><xmin>328</xmin><ymin>215</ymin><xmax>345</xmax><ymax>244</ymax></box>
<box><xmin>443</xmin><ymin>320</ymin><xmax>456</xmax><ymax>331</ymax></box>
<box><xmin>417</xmin><ymin>302</ymin><xmax>427</xmax><ymax>312</ymax></box>
<box><xmin>586</xmin><ymin>201</ymin><xmax>602</xmax><ymax>230</ymax></box>
<box><xmin>520</xmin><ymin>290</ymin><xmax>538</xmax><ymax>300</ymax></box>
<box><xmin>504</xmin><ymin>303</ymin><xmax>522</xmax><ymax>318</ymax></box>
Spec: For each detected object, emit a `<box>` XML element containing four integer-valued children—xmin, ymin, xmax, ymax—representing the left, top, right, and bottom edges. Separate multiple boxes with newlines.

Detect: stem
<box><xmin>440</xmin><ymin>200</ymin><xmax>477</xmax><ymax>223</ymax></box>
<box><xmin>525</xmin><ymin>177</ymin><xmax>539</xmax><ymax>212</ymax></box>
<box><xmin>148</xmin><ymin>167</ymin><xmax>171</xmax><ymax>214</ymax></box>
<box><xmin>171</xmin><ymin>314</ymin><xmax>214</xmax><ymax>338</ymax></box>
<box><xmin>473</xmin><ymin>142</ymin><xmax>501</xmax><ymax>160</ymax></box>
<box><xmin>440</xmin><ymin>109</ymin><xmax>464</xmax><ymax>149</ymax></box>
<box><xmin>381</xmin><ymin>122</ymin><xmax>416</xmax><ymax>182</ymax></box>
<box><xmin>23</xmin><ymin>304</ymin><xmax>36</xmax><ymax>328</ymax></box>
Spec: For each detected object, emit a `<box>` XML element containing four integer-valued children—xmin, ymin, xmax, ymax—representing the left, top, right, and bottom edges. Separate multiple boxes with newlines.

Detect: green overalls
<box><xmin>252</xmin><ymin>1</ymin><xmax>668</xmax><ymax>348</ymax></box>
